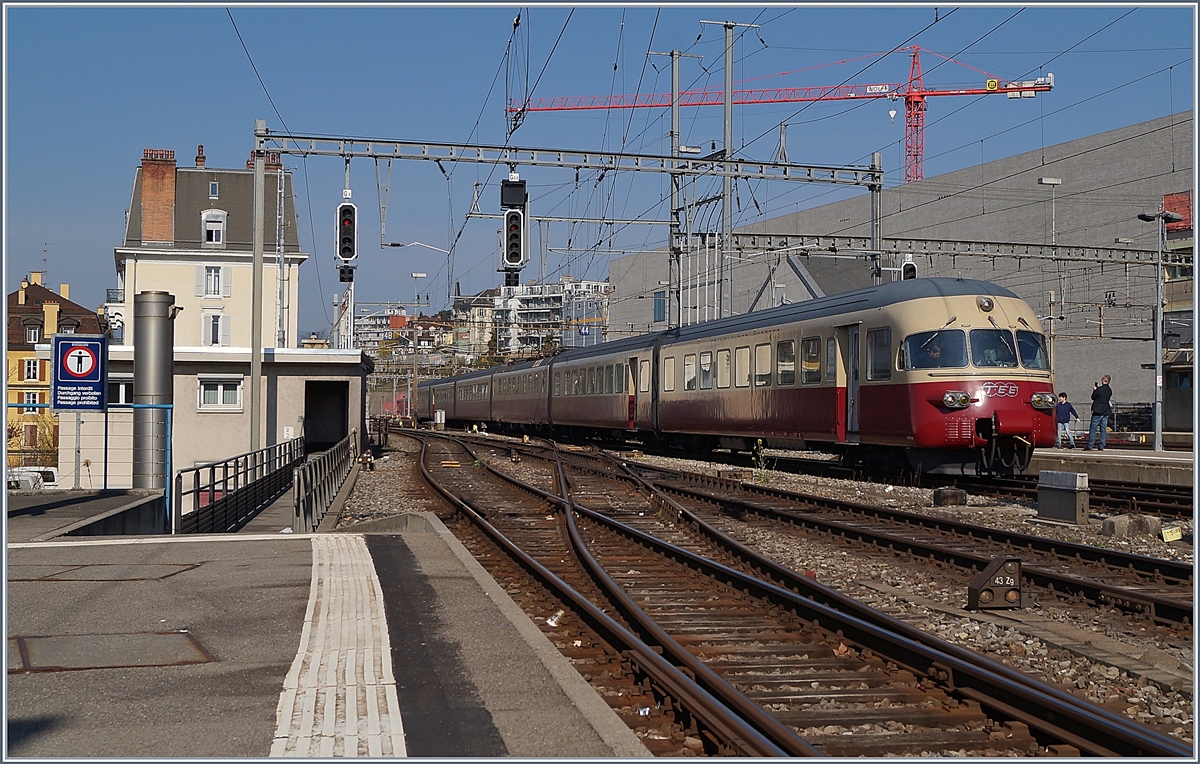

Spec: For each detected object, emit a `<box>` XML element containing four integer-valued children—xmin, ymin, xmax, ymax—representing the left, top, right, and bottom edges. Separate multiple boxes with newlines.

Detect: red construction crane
<box><xmin>508</xmin><ymin>46</ymin><xmax>1053</xmax><ymax>183</ymax></box>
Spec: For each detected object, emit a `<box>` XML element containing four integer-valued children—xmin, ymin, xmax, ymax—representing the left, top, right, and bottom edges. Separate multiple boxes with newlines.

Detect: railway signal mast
<box><xmin>510</xmin><ymin>45</ymin><xmax>1054</xmax><ymax>184</ymax></box>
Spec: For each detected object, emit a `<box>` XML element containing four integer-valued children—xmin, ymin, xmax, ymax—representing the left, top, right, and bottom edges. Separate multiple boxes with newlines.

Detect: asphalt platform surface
<box><xmin>5</xmin><ymin>501</ymin><xmax>647</xmax><ymax>758</ymax></box>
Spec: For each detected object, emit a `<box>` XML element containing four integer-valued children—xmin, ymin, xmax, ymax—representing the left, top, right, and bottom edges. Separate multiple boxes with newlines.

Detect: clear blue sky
<box><xmin>4</xmin><ymin>4</ymin><xmax>1194</xmax><ymax>338</ymax></box>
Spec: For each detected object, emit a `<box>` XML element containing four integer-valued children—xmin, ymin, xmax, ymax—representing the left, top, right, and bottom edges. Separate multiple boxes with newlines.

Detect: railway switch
<box><xmin>968</xmin><ymin>558</ymin><xmax>1023</xmax><ymax>610</ymax></box>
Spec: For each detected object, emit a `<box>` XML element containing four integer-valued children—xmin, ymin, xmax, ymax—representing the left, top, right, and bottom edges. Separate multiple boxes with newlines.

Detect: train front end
<box><xmin>897</xmin><ymin>291</ymin><xmax>1057</xmax><ymax>474</ymax></box>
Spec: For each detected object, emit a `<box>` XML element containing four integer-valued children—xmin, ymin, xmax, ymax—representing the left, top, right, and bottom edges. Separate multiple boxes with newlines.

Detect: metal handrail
<box><xmin>175</xmin><ymin>438</ymin><xmax>305</xmax><ymax>533</ymax></box>
<box><xmin>293</xmin><ymin>429</ymin><xmax>358</xmax><ymax>533</ymax></box>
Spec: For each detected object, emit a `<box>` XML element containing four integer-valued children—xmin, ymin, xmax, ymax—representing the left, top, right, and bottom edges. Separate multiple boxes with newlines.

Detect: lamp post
<box><xmin>1137</xmin><ymin>208</ymin><xmax>1183</xmax><ymax>452</ymax></box>
<box><xmin>409</xmin><ymin>272</ymin><xmax>426</xmax><ymax>420</ymax></box>
<box><xmin>1038</xmin><ymin>177</ymin><xmax>1062</xmax><ymax>245</ymax></box>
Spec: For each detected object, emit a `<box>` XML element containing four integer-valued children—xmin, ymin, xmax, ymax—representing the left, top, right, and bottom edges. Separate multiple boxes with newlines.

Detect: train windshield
<box><xmin>1016</xmin><ymin>330</ymin><xmax>1049</xmax><ymax>370</ymax></box>
<box><xmin>970</xmin><ymin>329</ymin><xmax>1019</xmax><ymax>368</ymax></box>
<box><xmin>903</xmin><ymin>329</ymin><xmax>967</xmax><ymax>369</ymax></box>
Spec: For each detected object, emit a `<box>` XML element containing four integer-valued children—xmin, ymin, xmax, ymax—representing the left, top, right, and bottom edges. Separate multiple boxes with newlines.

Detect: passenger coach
<box><xmin>420</xmin><ymin>278</ymin><xmax>1056</xmax><ymax>474</ymax></box>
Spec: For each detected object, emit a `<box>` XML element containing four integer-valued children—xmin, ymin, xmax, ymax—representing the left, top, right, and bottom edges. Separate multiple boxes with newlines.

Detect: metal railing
<box><xmin>175</xmin><ymin>438</ymin><xmax>305</xmax><ymax>533</ymax></box>
<box><xmin>293</xmin><ymin>429</ymin><xmax>358</xmax><ymax>533</ymax></box>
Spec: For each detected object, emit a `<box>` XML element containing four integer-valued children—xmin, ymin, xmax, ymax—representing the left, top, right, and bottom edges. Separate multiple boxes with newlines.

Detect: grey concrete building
<box><xmin>609</xmin><ymin>112</ymin><xmax>1193</xmax><ymax>412</ymax></box>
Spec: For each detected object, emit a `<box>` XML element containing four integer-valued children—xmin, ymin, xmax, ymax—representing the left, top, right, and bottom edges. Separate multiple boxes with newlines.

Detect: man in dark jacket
<box><xmin>1054</xmin><ymin>393</ymin><xmax>1080</xmax><ymax>448</ymax></box>
<box><xmin>1086</xmin><ymin>375</ymin><xmax>1113</xmax><ymax>450</ymax></box>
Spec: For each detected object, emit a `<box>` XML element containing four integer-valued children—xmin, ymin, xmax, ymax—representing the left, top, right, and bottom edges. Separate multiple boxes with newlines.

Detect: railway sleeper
<box><xmin>771</xmin><ymin>703</ymin><xmax>988</xmax><ymax>729</ymax></box>
<box><xmin>812</xmin><ymin>727</ymin><xmax>1039</xmax><ymax>757</ymax></box>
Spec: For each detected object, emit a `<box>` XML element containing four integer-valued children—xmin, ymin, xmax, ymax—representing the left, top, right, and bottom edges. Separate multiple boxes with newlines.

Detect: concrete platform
<box><xmin>5</xmin><ymin>513</ymin><xmax>647</xmax><ymax>758</ymax></box>
<box><xmin>1032</xmin><ymin>446</ymin><xmax>1194</xmax><ymax>487</ymax></box>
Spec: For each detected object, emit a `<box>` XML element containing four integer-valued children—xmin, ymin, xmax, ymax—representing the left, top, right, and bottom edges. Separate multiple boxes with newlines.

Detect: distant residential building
<box><xmin>108</xmin><ymin>145</ymin><xmax>309</xmax><ymax>348</ymax></box>
<box><xmin>452</xmin><ymin>277</ymin><xmax>610</xmax><ymax>362</ymax></box>
<box><xmin>6</xmin><ymin>272</ymin><xmax>105</xmax><ymax>467</ymax></box>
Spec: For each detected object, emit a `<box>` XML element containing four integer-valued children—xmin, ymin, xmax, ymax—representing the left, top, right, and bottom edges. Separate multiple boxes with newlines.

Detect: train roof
<box><xmin>667</xmin><ymin>277</ymin><xmax>1019</xmax><ymax>344</ymax></box>
<box><xmin>421</xmin><ymin>277</ymin><xmax>1020</xmax><ymax>381</ymax></box>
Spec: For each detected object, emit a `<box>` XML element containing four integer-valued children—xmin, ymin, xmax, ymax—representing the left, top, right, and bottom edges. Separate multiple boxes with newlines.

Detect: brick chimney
<box><xmin>141</xmin><ymin>148</ymin><xmax>177</xmax><ymax>244</ymax></box>
<box><xmin>59</xmin><ymin>283</ymin><xmax>69</xmax><ymax>300</ymax></box>
<box><xmin>246</xmin><ymin>150</ymin><xmax>283</xmax><ymax>170</ymax></box>
<box><xmin>18</xmin><ymin>278</ymin><xmax>27</xmax><ymax>305</ymax></box>
<box><xmin>42</xmin><ymin>300</ymin><xmax>59</xmax><ymax>336</ymax></box>
<box><xmin>195</xmin><ymin>144</ymin><xmax>206</xmax><ymax>168</ymax></box>
<box><xmin>29</xmin><ymin>271</ymin><xmax>44</xmax><ymax>286</ymax></box>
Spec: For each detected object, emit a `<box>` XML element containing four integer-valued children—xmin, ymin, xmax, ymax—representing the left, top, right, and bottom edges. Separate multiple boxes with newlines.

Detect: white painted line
<box><xmin>269</xmin><ymin>535</ymin><xmax>406</xmax><ymax>756</ymax></box>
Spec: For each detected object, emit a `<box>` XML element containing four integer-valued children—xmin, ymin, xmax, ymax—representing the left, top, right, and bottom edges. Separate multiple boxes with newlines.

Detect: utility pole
<box><xmin>650</xmin><ymin>49</ymin><xmax>702</xmax><ymax>329</ymax></box>
<box><xmin>251</xmin><ymin>119</ymin><xmax>266</xmax><ymax>452</ymax></box>
<box><xmin>701</xmin><ymin>19</ymin><xmax>759</xmax><ymax>318</ymax></box>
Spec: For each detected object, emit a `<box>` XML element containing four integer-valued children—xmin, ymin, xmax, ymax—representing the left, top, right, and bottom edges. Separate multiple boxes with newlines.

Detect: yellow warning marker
<box><xmin>440</xmin><ymin>460</ymin><xmax>461</xmax><ymax>468</ymax></box>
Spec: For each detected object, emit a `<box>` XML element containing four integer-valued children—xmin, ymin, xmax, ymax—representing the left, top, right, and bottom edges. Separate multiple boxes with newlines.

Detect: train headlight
<box><xmin>977</xmin><ymin>296</ymin><xmax>995</xmax><ymax>312</ymax></box>
<box><xmin>943</xmin><ymin>391</ymin><xmax>971</xmax><ymax>409</ymax></box>
<box><xmin>1030</xmin><ymin>392</ymin><xmax>1056</xmax><ymax>409</ymax></box>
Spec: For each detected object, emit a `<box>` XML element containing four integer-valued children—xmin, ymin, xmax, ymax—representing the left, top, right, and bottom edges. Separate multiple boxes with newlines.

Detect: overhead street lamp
<box><xmin>1136</xmin><ymin>207</ymin><xmax>1183</xmax><ymax>452</ymax></box>
<box><xmin>409</xmin><ymin>272</ymin><xmax>427</xmax><ymax>421</ymax></box>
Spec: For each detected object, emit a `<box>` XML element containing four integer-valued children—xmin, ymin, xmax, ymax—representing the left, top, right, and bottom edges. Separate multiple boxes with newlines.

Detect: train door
<box><xmin>845</xmin><ymin>325</ymin><xmax>860</xmax><ymax>440</ymax></box>
<box><xmin>626</xmin><ymin>356</ymin><xmax>638</xmax><ymax>429</ymax></box>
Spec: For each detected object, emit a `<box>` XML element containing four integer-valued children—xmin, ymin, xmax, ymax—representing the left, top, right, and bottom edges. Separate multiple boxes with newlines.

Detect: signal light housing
<box><xmin>336</xmin><ymin>202</ymin><xmax>358</xmax><ymax>262</ymax></box>
<box><xmin>901</xmin><ymin>261</ymin><xmax>918</xmax><ymax>280</ymax></box>
<box><xmin>968</xmin><ymin>558</ymin><xmax>1024</xmax><ymax>610</ymax></box>
<box><xmin>502</xmin><ymin>208</ymin><xmax>526</xmax><ymax>269</ymax></box>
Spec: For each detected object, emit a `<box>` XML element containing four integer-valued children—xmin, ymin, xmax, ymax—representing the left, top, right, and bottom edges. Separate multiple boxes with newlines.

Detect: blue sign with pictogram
<box><xmin>53</xmin><ymin>335</ymin><xmax>108</xmax><ymax>411</ymax></box>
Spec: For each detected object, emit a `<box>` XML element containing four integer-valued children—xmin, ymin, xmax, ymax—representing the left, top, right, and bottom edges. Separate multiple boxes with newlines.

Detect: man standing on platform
<box><xmin>1085</xmin><ymin>375</ymin><xmax>1113</xmax><ymax>450</ymax></box>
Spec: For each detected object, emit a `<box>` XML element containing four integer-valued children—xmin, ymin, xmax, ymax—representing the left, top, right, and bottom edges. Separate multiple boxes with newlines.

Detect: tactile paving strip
<box><xmin>269</xmin><ymin>535</ymin><xmax>406</xmax><ymax>757</ymax></box>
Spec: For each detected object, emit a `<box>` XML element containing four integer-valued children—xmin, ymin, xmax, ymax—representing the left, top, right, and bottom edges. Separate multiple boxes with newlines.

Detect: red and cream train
<box><xmin>417</xmin><ymin>278</ymin><xmax>1057</xmax><ymax>474</ymax></box>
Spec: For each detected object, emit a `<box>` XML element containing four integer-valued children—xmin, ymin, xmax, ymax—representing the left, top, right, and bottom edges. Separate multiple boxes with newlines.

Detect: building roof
<box><xmin>7</xmin><ymin>281</ymin><xmax>104</xmax><ymax>350</ymax></box>
<box><xmin>121</xmin><ymin>158</ymin><xmax>303</xmax><ymax>253</ymax></box>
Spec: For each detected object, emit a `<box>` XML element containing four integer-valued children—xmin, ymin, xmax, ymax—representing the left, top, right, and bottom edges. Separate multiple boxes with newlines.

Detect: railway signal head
<box><xmin>336</xmin><ymin>202</ymin><xmax>358</xmax><ymax>261</ymax></box>
<box><xmin>502</xmin><ymin>208</ymin><xmax>526</xmax><ymax>269</ymax></box>
<box><xmin>968</xmin><ymin>558</ymin><xmax>1023</xmax><ymax>610</ymax></box>
<box><xmin>901</xmin><ymin>260</ymin><xmax>918</xmax><ymax>280</ymax></box>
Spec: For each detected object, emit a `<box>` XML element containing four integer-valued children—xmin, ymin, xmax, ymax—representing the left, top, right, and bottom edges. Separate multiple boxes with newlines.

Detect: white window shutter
<box><xmin>201</xmin><ymin>314</ymin><xmax>209</xmax><ymax>346</ymax></box>
<box><xmin>195</xmin><ymin>266</ymin><xmax>205</xmax><ymax>297</ymax></box>
<box><xmin>221</xmin><ymin>266</ymin><xmax>232</xmax><ymax>298</ymax></box>
<box><xmin>220</xmin><ymin>315</ymin><xmax>231</xmax><ymax>346</ymax></box>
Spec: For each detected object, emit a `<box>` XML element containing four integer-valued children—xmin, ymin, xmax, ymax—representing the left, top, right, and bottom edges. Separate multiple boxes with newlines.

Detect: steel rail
<box><xmin>547</xmin><ymin>445</ymin><xmax>821</xmax><ymax>756</ymax></box>
<box><xmin>453</xmin><ymin>435</ymin><xmax>1191</xmax><ymax>756</ymax></box>
<box><xmin>647</xmin><ymin>466</ymin><xmax>1193</xmax><ymax>584</ymax></box>
<box><xmin>413</xmin><ymin>433</ymin><xmax>794</xmax><ymax>757</ymax></box>
<box><xmin>639</xmin><ymin>473</ymin><xmax>1192</xmax><ymax>626</ymax></box>
<box><xmin>591</xmin><ymin>460</ymin><xmax>1190</xmax><ymax>757</ymax></box>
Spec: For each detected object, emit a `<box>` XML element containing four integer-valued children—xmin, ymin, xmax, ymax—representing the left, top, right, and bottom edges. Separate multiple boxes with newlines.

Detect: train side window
<box><xmin>553</xmin><ymin>373</ymin><xmax>560</xmax><ymax>396</ymax></box>
<box><xmin>825</xmin><ymin>338</ymin><xmax>837</xmax><ymax>381</ymax></box>
<box><xmin>683</xmin><ymin>354</ymin><xmax>697</xmax><ymax>390</ymax></box>
<box><xmin>754</xmin><ymin>344</ymin><xmax>771</xmax><ymax>387</ymax></box>
<box><xmin>699</xmin><ymin>351</ymin><xmax>713</xmax><ymax>389</ymax></box>
<box><xmin>639</xmin><ymin>359</ymin><xmax>651</xmax><ymax>393</ymax></box>
<box><xmin>615</xmin><ymin>363</ymin><xmax>624</xmax><ymax>394</ymax></box>
<box><xmin>866</xmin><ymin>328</ymin><xmax>892</xmax><ymax>381</ymax></box>
<box><xmin>586</xmin><ymin>367</ymin><xmax>594</xmax><ymax>395</ymax></box>
<box><xmin>605</xmin><ymin>364</ymin><xmax>614</xmax><ymax>394</ymax></box>
<box><xmin>1016</xmin><ymin>330</ymin><xmax>1049</xmax><ymax>371</ymax></box>
<box><xmin>778</xmin><ymin>340</ymin><xmax>797</xmax><ymax>386</ymax></box>
<box><xmin>716</xmin><ymin>349</ymin><xmax>731</xmax><ymax>388</ymax></box>
<box><xmin>734</xmin><ymin>346</ymin><xmax>751</xmax><ymax>388</ymax></box>
<box><xmin>799</xmin><ymin>338</ymin><xmax>820</xmax><ymax>384</ymax></box>
<box><xmin>574</xmin><ymin>371</ymin><xmax>581</xmax><ymax>395</ymax></box>
<box><xmin>663</xmin><ymin>356</ymin><xmax>676</xmax><ymax>392</ymax></box>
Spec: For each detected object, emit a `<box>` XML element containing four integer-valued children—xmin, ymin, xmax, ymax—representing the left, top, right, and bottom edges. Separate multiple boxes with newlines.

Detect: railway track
<box><xmin>515</xmin><ymin>442</ymin><xmax>1192</xmax><ymax>628</ymax></box>
<box><xmin>933</xmin><ymin>474</ymin><xmax>1194</xmax><ymax>520</ymax></box>
<box><xmin>521</xmin><ymin>434</ymin><xmax>1194</xmax><ymax>520</ymax></box>
<box><xmin>407</xmin><ymin>430</ymin><xmax>1190</xmax><ymax>757</ymax></box>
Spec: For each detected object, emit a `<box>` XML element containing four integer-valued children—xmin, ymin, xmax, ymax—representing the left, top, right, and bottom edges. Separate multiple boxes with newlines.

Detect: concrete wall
<box><xmin>609</xmin><ymin>112</ymin><xmax>1194</xmax><ymax>407</ymax></box>
<box><xmin>52</xmin><ymin>347</ymin><xmax>370</xmax><ymax>489</ymax></box>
